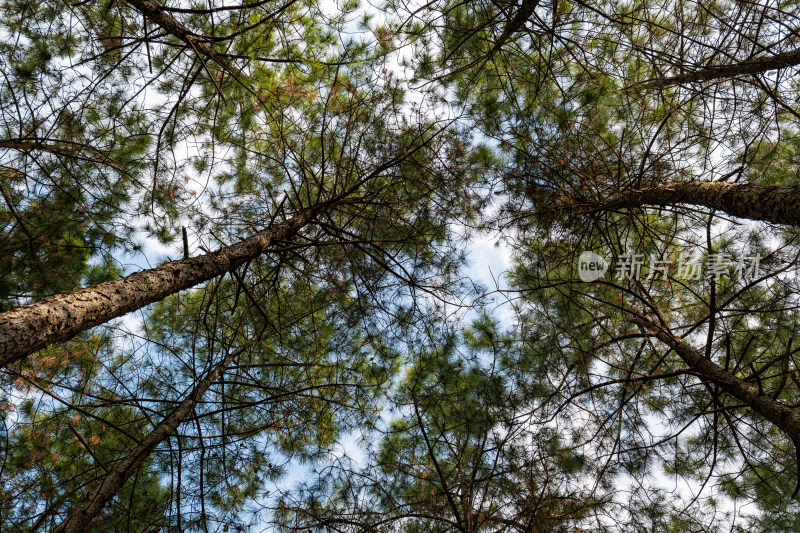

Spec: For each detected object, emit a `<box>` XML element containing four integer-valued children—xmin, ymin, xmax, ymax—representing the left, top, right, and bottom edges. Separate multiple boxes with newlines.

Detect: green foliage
<box><xmin>3</xmin><ymin>0</ymin><xmax>800</xmax><ymax>530</ymax></box>
<box><xmin>0</xmin><ymin>334</ymin><xmax>170</xmax><ymax>531</ymax></box>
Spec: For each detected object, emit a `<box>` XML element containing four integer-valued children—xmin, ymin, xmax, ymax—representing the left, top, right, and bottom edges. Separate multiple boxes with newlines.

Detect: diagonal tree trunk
<box><xmin>0</xmin><ymin>210</ymin><xmax>311</xmax><ymax>367</ymax></box>
<box><xmin>123</xmin><ymin>0</ymin><xmax>244</xmax><ymax>77</ymax></box>
<box><xmin>650</xmin><ymin>46</ymin><xmax>800</xmax><ymax>86</ymax></box>
<box><xmin>488</xmin><ymin>0</ymin><xmax>540</xmax><ymax>57</ymax></box>
<box><xmin>52</xmin><ymin>343</ymin><xmax>247</xmax><ymax>533</ymax></box>
<box><xmin>558</xmin><ymin>181</ymin><xmax>800</xmax><ymax>226</ymax></box>
<box><xmin>631</xmin><ymin>312</ymin><xmax>800</xmax><ymax>444</ymax></box>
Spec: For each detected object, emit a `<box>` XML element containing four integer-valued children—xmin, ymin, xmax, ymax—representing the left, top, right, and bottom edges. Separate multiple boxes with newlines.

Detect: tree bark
<box><xmin>566</xmin><ymin>181</ymin><xmax>800</xmax><ymax>226</ymax></box>
<box><xmin>488</xmin><ymin>0</ymin><xmax>540</xmax><ymax>57</ymax></box>
<box><xmin>651</xmin><ymin>47</ymin><xmax>800</xmax><ymax>86</ymax></box>
<box><xmin>52</xmin><ymin>344</ymin><xmax>245</xmax><ymax>533</ymax></box>
<box><xmin>0</xmin><ymin>211</ymin><xmax>311</xmax><ymax>367</ymax></box>
<box><xmin>123</xmin><ymin>0</ymin><xmax>243</xmax><ymax>76</ymax></box>
<box><xmin>632</xmin><ymin>313</ymin><xmax>800</xmax><ymax>444</ymax></box>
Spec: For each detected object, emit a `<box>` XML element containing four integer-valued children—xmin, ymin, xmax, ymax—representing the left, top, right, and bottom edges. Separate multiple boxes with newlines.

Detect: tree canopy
<box><xmin>2</xmin><ymin>0</ymin><xmax>800</xmax><ymax>531</ymax></box>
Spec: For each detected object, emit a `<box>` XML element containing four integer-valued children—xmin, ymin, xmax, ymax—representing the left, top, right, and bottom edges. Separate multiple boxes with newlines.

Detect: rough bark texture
<box><xmin>489</xmin><ymin>0</ymin><xmax>541</xmax><ymax>57</ymax></box>
<box><xmin>0</xmin><ymin>212</ymin><xmax>310</xmax><ymax>367</ymax></box>
<box><xmin>634</xmin><ymin>315</ymin><xmax>800</xmax><ymax>443</ymax></box>
<box><xmin>580</xmin><ymin>181</ymin><xmax>800</xmax><ymax>226</ymax></box>
<box><xmin>52</xmin><ymin>345</ymin><xmax>244</xmax><ymax>533</ymax></box>
<box><xmin>123</xmin><ymin>0</ymin><xmax>243</xmax><ymax>76</ymax></box>
<box><xmin>0</xmin><ymin>139</ymin><xmax>109</xmax><ymax>164</ymax></box>
<box><xmin>0</xmin><ymin>139</ymin><xmax>76</xmax><ymax>153</ymax></box>
<box><xmin>651</xmin><ymin>47</ymin><xmax>800</xmax><ymax>86</ymax></box>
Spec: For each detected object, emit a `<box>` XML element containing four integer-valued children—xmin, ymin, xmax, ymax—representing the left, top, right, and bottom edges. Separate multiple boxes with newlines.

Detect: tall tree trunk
<box><xmin>560</xmin><ymin>181</ymin><xmax>800</xmax><ymax>226</ymax></box>
<box><xmin>52</xmin><ymin>343</ymin><xmax>246</xmax><ymax>533</ymax></box>
<box><xmin>650</xmin><ymin>46</ymin><xmax>800</xmax><ymax>86</ymax></box>
<box><xmin>631</xmin><ymin>312</ymin><xmax>800</xmax><ymax>444</ymax></box>
<box><xmin>0</xmin><ymin>211</ymin><xmax>311</xmax><ymax>367</ymax></box>
<box><xmin>123</xmin><ymin>0</ymin><xmax>243</xmax><ymax>76</ymax></box>
<box><xmin>0</xmin><ymin>139</ymin><xmax>100</xmax><ymax>159</ymax></box>
<box><xmin>489</xmin><ymin>0</ymin><xmax>540</xmax><ymax>57</ymax></box>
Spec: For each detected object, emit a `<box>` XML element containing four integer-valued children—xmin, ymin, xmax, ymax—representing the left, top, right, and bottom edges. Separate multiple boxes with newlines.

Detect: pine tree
<box><xmin>5</xmin><ymin>0</ymin><xmax>800</xmax><ymax>530</ymax></box>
